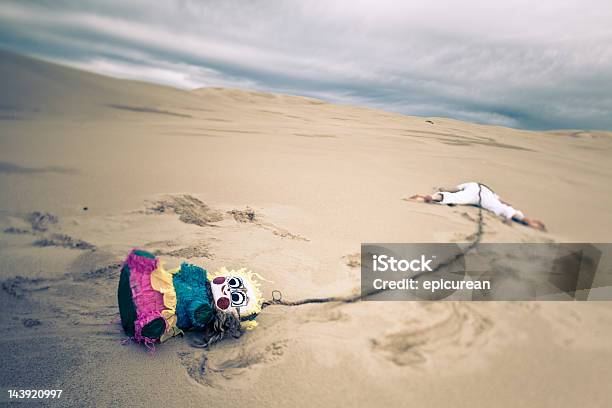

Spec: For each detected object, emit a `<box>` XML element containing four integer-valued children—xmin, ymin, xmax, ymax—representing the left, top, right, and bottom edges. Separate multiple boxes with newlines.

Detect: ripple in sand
<box><xmin>106</xmin><ymin>104</ymin><xmax>192</xmax><ymax>118</ymax></box>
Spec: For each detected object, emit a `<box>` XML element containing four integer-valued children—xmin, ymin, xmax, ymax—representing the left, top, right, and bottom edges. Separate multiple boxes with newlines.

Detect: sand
<box><xmin>1</xmin><ymin>50</ymin><xmax>612</xmax><ymax>407</ymax></box>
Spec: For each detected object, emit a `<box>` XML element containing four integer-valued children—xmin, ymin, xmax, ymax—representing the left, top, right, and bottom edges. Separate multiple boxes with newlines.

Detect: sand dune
<box><xmin>1</xmin><ymin>51</ymin><xmax>612</xmax><ymax>407</ymax></box>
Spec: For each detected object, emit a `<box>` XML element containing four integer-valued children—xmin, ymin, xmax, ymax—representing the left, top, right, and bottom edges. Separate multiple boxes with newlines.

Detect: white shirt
<box><xmin>439</xmin><ymin>182</ymin><xmax>523</xmax><ymax>220</ymax></box>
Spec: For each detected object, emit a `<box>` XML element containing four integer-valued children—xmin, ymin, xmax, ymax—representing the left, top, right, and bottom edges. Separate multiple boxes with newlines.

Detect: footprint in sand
<box><xmin>33</xmin><ymin>233</ymin><xmax>95</xmax><ymax>250</ymax></box>
<box><xmin>342</xmin><ymin>253</ymin><xmax>361</xmax><ymax>268</ymax></box>
<box><xmin>228</xmin><ymin>207</ymin><xmax>309</xmax><ymax>241</ymax></box>
<box><xmin>2</xmin><ymin>250</ymin><xmax>121</xmax><ymax>335</ymax></box>
<box><xmin>69</xmin><ymin>250</ymin><xmax>122</xmax><ymax>281</ymax></box>
<box><xmin>183</xmin><ymin>338</ymin><xmax>290</xmax><ymax>387</ymax></box>
<box><xmin>147</xmin><ymin>196</ymin><xmax>309</xmax><ymax>241</ymax></box>
<box><xmin>299</xmin><ymin>306</ymin><xmax>350</xmax><ymax>324</ymax></box>
<box><xmin>371</xmin><ymin>303</ymin><xmax>493</xmax><ymax>367</ymax></box>
<box><xmin>2</xmin><ymin>275</ymin><xmax>50</xmax><ymax>299</ymax></box>
<box><xmin>3</xmin><ymin>211</ymin><xmax>95</xmax><ymax>250</ymax></box>
<box><xmin>143</xmin><ymin>239</ymin><xmax>213</xmax><ymax>259</ymax></box>
<box><xmin>178</xmin><ymin>350</ymin><xmax>211</xmax><ymax>386</ymax></box>
<box><xmin>148</xmin><ymin>195</ymin><xmax>224</xmax><ymax>227</ymax></box>
<box><xmin>25</xmin><ymin>211</ymin><xmax>58</xmax><ymax>232</ymax></box>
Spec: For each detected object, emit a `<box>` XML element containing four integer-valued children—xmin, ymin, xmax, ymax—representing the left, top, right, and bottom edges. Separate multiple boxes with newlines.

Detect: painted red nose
<box><xmin>213</xmin><ymin>276</ymin><xmax>226</xmax><ymax>284</ymax></box>
<box><xmin>216</xmin><ymin>297</ymin><xmax>230</xmax><ymax>310</ymax></box>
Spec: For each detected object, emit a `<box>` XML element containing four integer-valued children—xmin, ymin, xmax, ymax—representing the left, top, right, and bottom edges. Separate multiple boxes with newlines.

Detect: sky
<box><xmin>0</xmin><ymin>0</ymin><xmax>611</xmax><ymax>130</ymax></box>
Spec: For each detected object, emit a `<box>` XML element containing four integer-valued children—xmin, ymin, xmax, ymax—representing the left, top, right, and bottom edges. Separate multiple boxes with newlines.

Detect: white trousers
<box><xmin>439</xmin><ymin>182</ymin><xmax>521</xmax><ymax>220</ymax></box>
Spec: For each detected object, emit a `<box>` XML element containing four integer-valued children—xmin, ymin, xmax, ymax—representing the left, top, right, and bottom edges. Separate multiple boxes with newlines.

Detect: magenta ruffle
<box><xmin>125</xmin><ymin>249</ymin><xmax>168</xmax><ymax>343</ymax></box>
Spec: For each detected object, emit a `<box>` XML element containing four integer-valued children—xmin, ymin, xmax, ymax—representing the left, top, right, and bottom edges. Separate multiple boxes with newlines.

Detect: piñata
<box><xmin>118</xmin><ymin>249</ymin><xmax>264</xmax><ymax>348</ymax></box>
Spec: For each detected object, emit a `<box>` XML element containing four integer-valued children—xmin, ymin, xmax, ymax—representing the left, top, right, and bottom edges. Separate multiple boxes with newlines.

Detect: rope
<box><xmin>261</xmin><ymin>184</ymin><xmax>485</xmax><ymax>309</ymax></box>
<box><xmin>262</xmin><ymin>293</ymin><xmax>362</xmax><ymax>309</ymax></box>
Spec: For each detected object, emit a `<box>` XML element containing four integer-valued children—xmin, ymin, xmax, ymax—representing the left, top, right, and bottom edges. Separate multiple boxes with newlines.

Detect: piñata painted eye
<box><xmin>216</xmin><ymin>297</ymin><xmax>230</xmax><ymax>310</ymax></box>
<box><xmin>231</xmin><ymin>291</ymin><xmax>247</xmax><ymax>306</ymax></box>
<box><xmin>227</xmin><ymin>276</ymin><xmax>243</xmax><ymax>289</ymax></box>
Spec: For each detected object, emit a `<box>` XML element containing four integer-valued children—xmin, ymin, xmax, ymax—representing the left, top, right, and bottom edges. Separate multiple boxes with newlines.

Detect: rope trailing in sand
<box><xmin>261</xmin><ymin>184</ymin><xmax>485</xmax><ymax>309</ymax></box>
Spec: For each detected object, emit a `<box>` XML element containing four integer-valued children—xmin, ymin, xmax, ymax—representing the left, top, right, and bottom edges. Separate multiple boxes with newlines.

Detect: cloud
<box><xmin>61</xmin><ymin>57</ymin><xmax>258</xmax><ymax>90</ymax></box>
<box><xmin>0</xmin><ymin>161</ymin><xmax>76</xmax><ymax>175</ymax></box>
<box><xmin>0</xmin><ymin>0</ymin><xmax>611</xmax><ymax>130</ymax></box>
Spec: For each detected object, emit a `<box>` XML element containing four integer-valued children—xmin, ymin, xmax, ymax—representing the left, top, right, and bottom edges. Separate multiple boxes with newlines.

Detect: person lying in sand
<box><xmin>410</xmin><ymin>181</ymin><xmax>546</xmax><ymax>231</ymax></box>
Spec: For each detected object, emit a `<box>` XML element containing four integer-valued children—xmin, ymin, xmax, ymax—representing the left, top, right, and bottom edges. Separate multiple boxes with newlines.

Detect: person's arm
<box><xmin>523</xmin><ymin>217</ymin><xmax>546</xmax><ymax>231</ymax></box>
<box><xmin>410</xmin><ymin>183</ymin><xmax>465</xmax><ymax>204</ymax></box>
<box><xmin>409</xmin><ymin>193</ymin><xmax>443</xmax><ymax>203</ymax></box>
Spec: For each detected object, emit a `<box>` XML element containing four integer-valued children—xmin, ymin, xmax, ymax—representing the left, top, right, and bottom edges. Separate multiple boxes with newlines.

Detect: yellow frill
<box><xmin>150</xmin><ymin>263</ymin><xmax>183</xmax><ymax>342</ymax></box>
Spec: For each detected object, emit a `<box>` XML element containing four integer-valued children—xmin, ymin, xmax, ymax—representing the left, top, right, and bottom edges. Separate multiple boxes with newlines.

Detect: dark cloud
<box><xmin>0</xmin><ymin>0</ymin><xmax>610</xmax><ymax>130</ymax></box>
<box><xmin>0</xmin><ymin>162</ymin><xmax>76</xmax><ymax>175</ymax></box>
